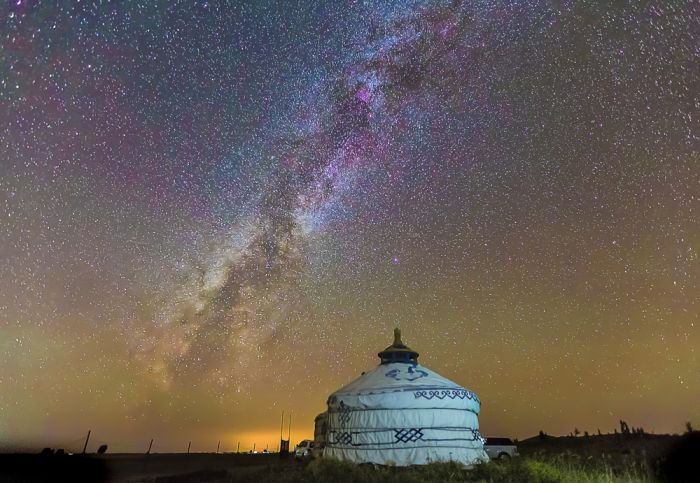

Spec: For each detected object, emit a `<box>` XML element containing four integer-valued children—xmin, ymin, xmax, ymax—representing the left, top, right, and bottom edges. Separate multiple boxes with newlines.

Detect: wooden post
<box><xmin>237</xmin><ymin>442</ymin><xmax>240</xmax><ymax>453</ymax></box>
<box><xmin>146</xmin><ymin>439</ymin><xmax>154</xmax><ymax>455</ymax></box>
<box><xmin>280</xmin><ymin>410</ymin><xmax>284</xmax><ymax>441</ymax></box>
<box><xmin>82</xmin><ymin>430</ymin><xmax>91</xmax><ymax>454</ymax></box>
<box><xmin>187</xmin><ymin>441</ymin><xmax>191</xmax><ymax>454</ymax></box>
<box><xmin>216</xmin><ymin>440</ymin><xmax>220</xmax><ymax>454</ymax></box>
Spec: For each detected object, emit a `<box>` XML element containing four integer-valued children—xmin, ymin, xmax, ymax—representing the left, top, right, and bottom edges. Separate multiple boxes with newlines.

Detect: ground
<box><xmin>1</xmin><ymin>432</ymin><xmax>696</xmax><ymax>482</ymax></box>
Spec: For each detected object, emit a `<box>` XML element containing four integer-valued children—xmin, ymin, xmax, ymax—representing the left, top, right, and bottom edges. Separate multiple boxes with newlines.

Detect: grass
<box><xmin>226</xmin><ymin>456</ymin><xmax>657</xmax><ymax>483</ymax></box>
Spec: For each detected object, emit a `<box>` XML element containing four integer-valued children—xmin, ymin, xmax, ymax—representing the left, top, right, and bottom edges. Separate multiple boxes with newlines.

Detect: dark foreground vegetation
<box><xmin>0</xmin><ymin>432</ymin><xmax>697</xmax><ymax>482</ymax></box>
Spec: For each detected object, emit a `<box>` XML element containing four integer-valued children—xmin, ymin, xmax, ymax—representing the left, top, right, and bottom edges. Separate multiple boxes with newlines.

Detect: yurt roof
<box><xmin>327</xmin><ymin>329</ymin><xmax>480</xmax><ymax>412</ymax></box>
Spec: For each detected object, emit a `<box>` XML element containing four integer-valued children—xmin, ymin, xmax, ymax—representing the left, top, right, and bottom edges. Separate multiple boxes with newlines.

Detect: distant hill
<box><xmin>520</xmin><ymin>432</ymin><xmax>688</xmax><ymax>464</ymax></box>
<box><xmin>519</xmin><ymin>431</ymin><xmax>699</xmax><ymax>481</ymax></box>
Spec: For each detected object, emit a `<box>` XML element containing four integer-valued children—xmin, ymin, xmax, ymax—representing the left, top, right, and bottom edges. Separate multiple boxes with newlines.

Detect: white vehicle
<box><xmin>294</xmin><ymin>440</ymin><xmax>315</xmax><ymax>461</ymax></box>
<box><xmin>484</xmin><ymin>437</ymin><xmax>519</xmax><ymax>460</ymax></box>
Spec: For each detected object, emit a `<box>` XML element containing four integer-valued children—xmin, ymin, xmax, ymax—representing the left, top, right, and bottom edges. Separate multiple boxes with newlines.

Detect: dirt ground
<box><xmin>0</xmin><ymin>453</ymin><xmax>298</xmax><ymax>483</ymax></box>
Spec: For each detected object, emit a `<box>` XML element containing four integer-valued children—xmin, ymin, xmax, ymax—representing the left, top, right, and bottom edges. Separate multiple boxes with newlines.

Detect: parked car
<box><xmin>484</xmin><ymin>437</ymin><xmax>519</xmax><ymax>460</ymax></box>
<box><xmin>294</xmin><ymin>440</ymin><xmax>315</xmax><ymax>461</ymax></box>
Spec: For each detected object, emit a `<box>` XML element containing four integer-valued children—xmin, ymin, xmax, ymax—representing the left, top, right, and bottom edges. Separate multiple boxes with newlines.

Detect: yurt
<box><xmin>323</xmin><ymin>329</ymin><xmax>488</xmax><ymax>466</ymax></box>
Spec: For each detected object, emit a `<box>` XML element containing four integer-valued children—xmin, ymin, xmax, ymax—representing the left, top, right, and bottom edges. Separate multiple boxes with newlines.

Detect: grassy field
<box><xmin>0</xmin><ymin>453</ymin><xmax>677</xmax><ymax>482</ymax></box>
<box><xmin>1</xmin><ymin>432</ymin><xmax>695</xmax><ymax>482</ymax></box>
<box><xmin>225</xmin><ymin>456</ymin><xmax>656</xmax><ymax>483</ymax></box>
<box><xmin>0</xmin><ymin>452</ymin><xmax>656</xmax><ymax>483</ymax></box>
<box><xmin>108</xmin><ymin>455</ymin><xmax>660</xmax><ymax>482</ymax></box>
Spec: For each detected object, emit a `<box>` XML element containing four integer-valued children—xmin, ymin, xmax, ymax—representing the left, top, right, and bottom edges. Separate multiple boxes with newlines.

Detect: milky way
<box><xmin>1</xmin><ymin>1</ymin><xmax>698</xmax><ymax>452</ymax></box>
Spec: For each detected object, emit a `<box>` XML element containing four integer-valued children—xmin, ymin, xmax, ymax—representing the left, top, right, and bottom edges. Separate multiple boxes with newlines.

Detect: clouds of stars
<box><xmin>1</xmin><ymin>0</ymin><xmax>698</xmax><ymax>452</ymax></box>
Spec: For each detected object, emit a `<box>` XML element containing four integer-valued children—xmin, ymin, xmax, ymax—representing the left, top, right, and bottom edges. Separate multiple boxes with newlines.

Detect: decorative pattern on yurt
<box><xmin>322</xmin><ymin>329</ymin><xmax>488</xmax><ymax>466</ymax></box>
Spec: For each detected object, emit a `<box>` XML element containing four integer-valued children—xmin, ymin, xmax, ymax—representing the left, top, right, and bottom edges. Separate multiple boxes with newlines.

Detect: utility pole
<box><xmin>279</xmin><ymin>410</ymin><xmax>284</xmax><ymax>453</ymax></box>
<box><xmin>237</xmin><ymin>442</ymin><xmax>240</xmax><ymax>453</ymax></box>
<box><xmin>280</xmin><ymin>410</ymin><xmax>284</xmax><ymax>440</ymax></box>
<box><xmin>146</xmin><ymin>439</ymin><xmax>154</xmax><ymax>455</ymax></box>
<box><xmin>187</xmin><ymin>441</ymin><xmax>191</xmax><ymax>454</ymax></box>
<box><xmin>288</xmin><ymin>414</ymin><xmax>292</xmax><ymax>443</ymax></box>
<box><xmin>82</xmin><ymin>430</ymin><xmax>91</xmax><ymax>454</ymax></box>
<box><xmin>216</xmin><ymin>440</ymin><xmax>220</xmax><ymax>454</ymax></box>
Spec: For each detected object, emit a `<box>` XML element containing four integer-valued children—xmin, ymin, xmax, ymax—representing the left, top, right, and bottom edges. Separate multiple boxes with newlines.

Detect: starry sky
<box><xmin>1</xmin><ymin>0</ymin><xmax>698</xmax><ymax>453</ymax></box>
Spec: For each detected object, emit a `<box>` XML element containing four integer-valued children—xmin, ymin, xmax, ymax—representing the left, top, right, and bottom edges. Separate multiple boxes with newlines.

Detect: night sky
<box><xmin>1</xmin><ymin>0</ymin><xmax>698</xmax><ymax>453</ymax></box>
